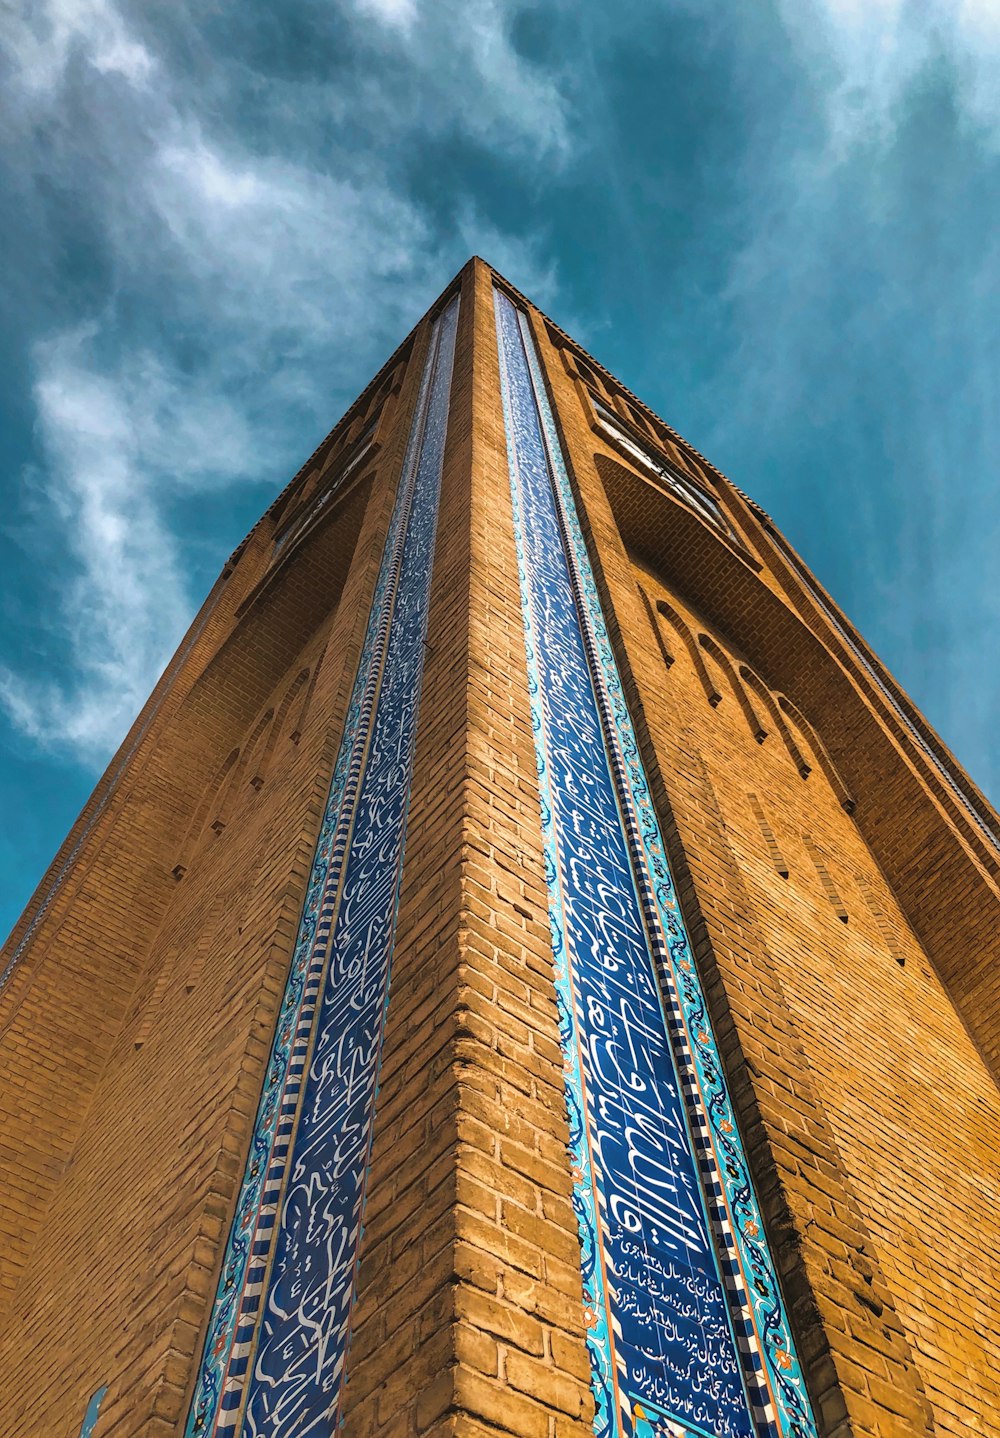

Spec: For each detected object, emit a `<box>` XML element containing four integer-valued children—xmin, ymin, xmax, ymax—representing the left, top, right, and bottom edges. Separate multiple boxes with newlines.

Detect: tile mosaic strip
<box><xmin>493</xmin><ymin>287</ymin><xmax>817</xmax><ymax>1438</ymax></box>
<box><xmin>185</xmin><ymin>295</ymin><xmax>459</xmax><ymax>1438</ymax></box>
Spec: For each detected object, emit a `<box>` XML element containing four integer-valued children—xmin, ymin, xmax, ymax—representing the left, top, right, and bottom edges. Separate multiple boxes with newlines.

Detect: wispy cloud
<box><xmin>351</xmin><ymin>0</ymin><xmax>419</xmax><ymax>32</ymax></box>
<box><xmin>701</xmin><ymin>0</ymin><xmax>1000</xmax><ymax>796</ymax></box>
<box><xmin>0</xmin><ymin>0</ymin><xmax>567</xmax><ymax>762</ymax></box>
<box><xmin>0</xmin><ymin>328</ymin><xmax>190</xmax><ymax>755</ymax></box>
<box><xmin>780</xmin><ymin>0</ymin><xmax>1000</xmax><ymax>149</ymax></box>
<box><xmin>1</xmin><ymin>0</ymin><xmax>155</xmax><ymax>95</ymax></box>
<box><xmin>337</xmin><ymin>0</ymin><xmax>572</xmax><ymax>157</ymax></box>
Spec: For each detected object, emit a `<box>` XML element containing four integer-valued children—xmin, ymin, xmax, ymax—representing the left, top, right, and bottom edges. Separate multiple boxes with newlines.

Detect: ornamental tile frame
<box><xmin>493</xmin><ymin>287</ymin><xmax>818</xmax><ymax>1438</ymax></box>
<box><xmin>185</xmin><ymin>295</ymin><xmax>460</xmax><ymax>1438</ymax></box>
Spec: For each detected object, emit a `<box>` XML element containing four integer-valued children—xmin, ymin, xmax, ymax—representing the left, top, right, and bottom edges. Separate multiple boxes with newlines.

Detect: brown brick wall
<box><xmin>526</xmin><ymin>299</ymin><xmax>1000</xmax><ymax>1436</ymax></box>
<box><xmin>591</xmin><ymin>447</ymin><xmax>1000</xmax><ymax>1081</ymax></box>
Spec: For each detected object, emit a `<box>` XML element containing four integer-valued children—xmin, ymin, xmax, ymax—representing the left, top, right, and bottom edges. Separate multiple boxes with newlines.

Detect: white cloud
<box><xmin>0</xmin><ymin>0</ymin><xmax>564</xmax><ymax>763</ymax></box>
<box><xmin>0</xmin><ymin>331</ymin><xmax>191</xmax><ymax>757</ymax></box>
<box><xmin>781</xmin><ymin>0</ymin><xmax>1000</xmax><ymax>151</ymax></box>
<box><xmin>352</xmin><ymin>0</ymin><xmax>419</xmax><ymax>30</ymax></box>
<box><xmin>716</xmin><ymin>0</ymin><xmax>1000</xmax><ymax>440</ymax></box>
<box><xmin>0</xmin><ymin>130</ymin><xmax>439</xmax><ymax>757</ymax></box>
<box><xmin>1</xmin><ymin>0</ymin><xmax>154</xmax><ymax>94</ymax></box>
<box><xmin>340</xmin><ymin>0</ymin><xmax>571</xmax><ymax>158</ymax></box>
<box><xmin>147</xmin><ymin>126</ymin><xmax>436</xmax><ymax>344</ymax></box>
<box><xmin>0</xmin><ymin>127</ymin><xmax>447</xmax><ymax>758</ymax></box>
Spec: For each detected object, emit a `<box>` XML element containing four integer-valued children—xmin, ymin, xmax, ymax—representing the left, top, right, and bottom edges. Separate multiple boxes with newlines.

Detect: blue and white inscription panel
<box><xmin>186</xmin><ymin>296</ymin><xmax>460</xmax><ymax>1438</ymax></box>
<box><xmin>493</xmin><ymin>286</ymin><xmax>817</xmax><ymax>1438</ymax></box>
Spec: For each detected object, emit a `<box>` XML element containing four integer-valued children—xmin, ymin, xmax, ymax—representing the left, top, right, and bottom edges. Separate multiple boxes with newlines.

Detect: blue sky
<box><xmin>1</xmin><ymin>0</ymin><xmax>998</xmax><ymax>940</ymax></box>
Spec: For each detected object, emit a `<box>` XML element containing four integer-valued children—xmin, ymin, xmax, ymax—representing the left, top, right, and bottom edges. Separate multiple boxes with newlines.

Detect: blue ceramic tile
<box><xmin>78</xmin><ymin>1387</ymin><xmax>107</xmax><ymax>1438</ymax></box>
<box><xmin>185</xmin><ymin>297</ymin><xmax>459</xmax><ymax>1438</ymax></box>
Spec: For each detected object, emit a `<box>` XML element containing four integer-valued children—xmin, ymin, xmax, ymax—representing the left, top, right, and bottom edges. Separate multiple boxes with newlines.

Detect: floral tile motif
<box><xmin>185</xmin><ymin>295</ymin><xmax>460</xmax><ymax>1438</ymax></box>
<box><xmin>493</xmin><ymin>286</ymin><xmax>817</xmax><ymax>1438</ymax></box>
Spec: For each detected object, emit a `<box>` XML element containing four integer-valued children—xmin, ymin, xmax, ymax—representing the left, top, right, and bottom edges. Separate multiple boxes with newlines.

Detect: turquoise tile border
<box><xmin>79</xmin><ymin>1386</ymin><xmax>107</xmax><ymax>1438</ymax></box>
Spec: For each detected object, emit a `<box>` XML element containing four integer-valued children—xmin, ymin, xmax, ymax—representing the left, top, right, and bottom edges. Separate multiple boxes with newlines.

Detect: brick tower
<box><xmin>1</xmin><ymin>259</ymin><xmax>998</xmax><ymax>1438</ymax></box>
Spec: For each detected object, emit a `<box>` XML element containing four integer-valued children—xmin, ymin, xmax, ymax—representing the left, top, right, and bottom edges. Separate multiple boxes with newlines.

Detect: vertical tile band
<box><xmin>185</xmin><ymin>294</ymin><xmax>460</xmax><ymax>1438</ymax></box>
<box><xmin>493</xmin><ymin>288</ymin><xmax>817</xmax><ymax>1438</ymax></box>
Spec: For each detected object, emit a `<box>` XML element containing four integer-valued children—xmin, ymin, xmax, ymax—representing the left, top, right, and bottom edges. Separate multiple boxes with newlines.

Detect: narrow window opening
<box><xmin>740</xmin><ymin>666</ymin><xmax>811</xmax><ymax>777</ymax></box>
<box><xmin>779</xmin><ymin>697</ymin><xmax>855</xmax><ymax>813</ymax></box>
<box><xmin>656</xmin><ymin>599</ymin><xmax>722</xmax><ymax>705</ymax></box>
<box><xmin>804</xmin><ymin>833</ymin><xmax>849</xmax><ymax>922</ymax></box>
<box><xmin>699</xmin><ymin>634</ymin><xmax>767</xmax><ymax>742</ymax></box>
<box><xmin>749</xmin><ymin>793</ymin><xmax>789</xmax><ymax>878</ymax></box>
<box><xmin>856</xmin><ymin>873</ymin><xmax>906</xmax><ymax>966</ymax></box>
<box><xmin>639</xmin><ymin>585</ymin><xmax>675</xmax><ymax>668</ymax></box>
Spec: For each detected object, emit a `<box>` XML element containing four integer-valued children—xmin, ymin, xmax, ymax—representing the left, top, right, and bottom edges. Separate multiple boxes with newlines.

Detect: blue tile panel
<box><xmin>493</xmin><ymin>288</ymin><xmax>817</xmax><ymax>1438</ymax></box>
<box><xmin>184</xmin><ymin>295</ymin><xmax>460</xmax><ymax>1438</ymax></box>
<box><xmin>78</xmin><ymin>1386</ymin><xmax>108</xmax><ymax>1438</ymax></box>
